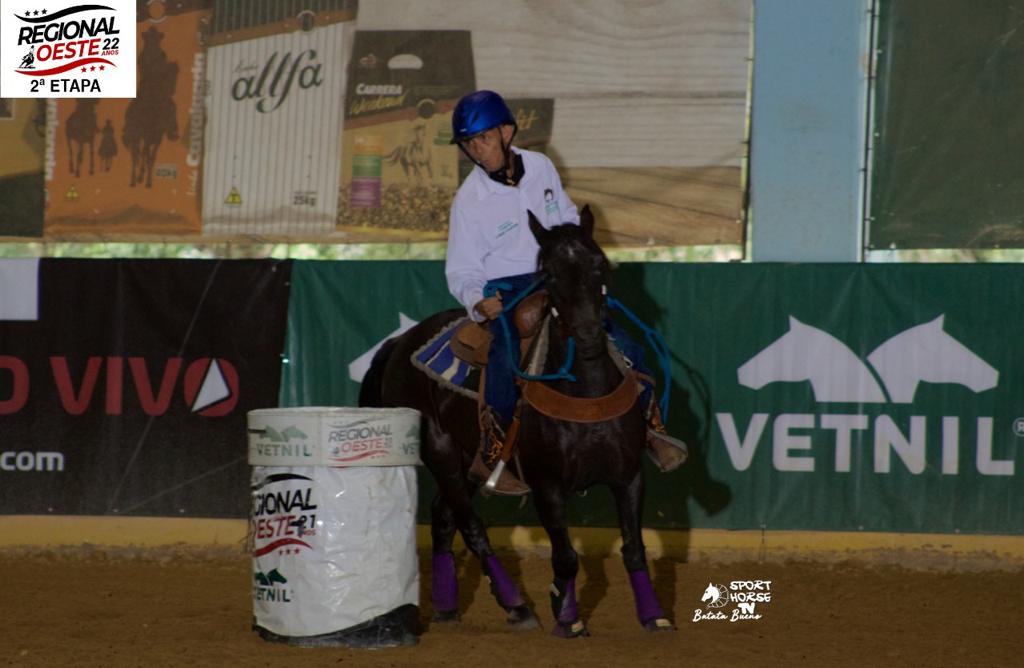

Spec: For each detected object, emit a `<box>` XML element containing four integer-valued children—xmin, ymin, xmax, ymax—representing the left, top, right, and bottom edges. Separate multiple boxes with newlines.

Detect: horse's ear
<box><xmin>528</xmin><ymin>210</ymin><xmax>549</xmax><ymax>244</ymax></box>
<box><xmin>579</xmin><ymin>204</ymin><xmax>594</xmax><ymax>238</ymax></box>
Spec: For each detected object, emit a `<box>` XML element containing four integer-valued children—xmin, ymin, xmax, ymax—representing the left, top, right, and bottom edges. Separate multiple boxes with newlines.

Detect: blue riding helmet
<box><xmin>450</xmin><ymin>90</ymin><xmax>516</xmax><ymax>144</ymax></box>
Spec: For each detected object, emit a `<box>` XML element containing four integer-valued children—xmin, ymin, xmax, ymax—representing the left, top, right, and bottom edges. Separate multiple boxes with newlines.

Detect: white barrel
<box><xmin>248</xmin><ymin>407</ymin><xmax>420</xmax><ymax>647</ymax></box>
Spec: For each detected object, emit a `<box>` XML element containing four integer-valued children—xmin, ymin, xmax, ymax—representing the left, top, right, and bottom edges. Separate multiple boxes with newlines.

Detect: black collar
<box><xmin>487</xmin><ymin>151</ymin><xmax>525</xmax><ymax>186</ymax></box>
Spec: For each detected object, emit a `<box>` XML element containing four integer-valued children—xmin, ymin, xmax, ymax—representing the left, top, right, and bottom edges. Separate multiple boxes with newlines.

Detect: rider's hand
<box><xmin>473</xmin><ymin>295</ymin><xmax>503</xmax><ymax>320</ymax></box>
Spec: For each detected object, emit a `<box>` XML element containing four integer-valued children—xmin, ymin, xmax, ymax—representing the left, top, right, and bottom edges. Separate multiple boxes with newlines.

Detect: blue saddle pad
<box><xmin>411</xmin><ymin>317</ymin><xmax>479</xmax><ymax>399</ymax></box>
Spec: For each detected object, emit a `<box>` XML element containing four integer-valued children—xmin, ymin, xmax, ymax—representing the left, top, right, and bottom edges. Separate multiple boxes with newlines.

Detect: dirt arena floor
<box><xmin>2</xmin><ymin>546</ymin><xmax>1020</xmax><ymax>667</ymax></box>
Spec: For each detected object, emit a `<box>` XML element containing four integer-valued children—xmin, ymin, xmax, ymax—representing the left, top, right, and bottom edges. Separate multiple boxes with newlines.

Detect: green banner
<box><xmin>284</xmin><ymin>261</ymin><xmax>1024</xmax><ymax>534</ymax></box>
<box><xmin>870</xmin><ymin>0</ymin><xmax>1024</xmax><ymax>249</ymax></box>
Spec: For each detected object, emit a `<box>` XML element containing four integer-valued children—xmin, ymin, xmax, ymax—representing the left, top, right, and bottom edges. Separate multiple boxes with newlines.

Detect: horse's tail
<box><xmin>382</xmin><ymin>146</ymin><xmax>402</xmax><ymax>164</ymax></box>
<box><xmin>358</xmin><ymin>336</ymin><xmax>400</xmax><ymax>408</ymax></box>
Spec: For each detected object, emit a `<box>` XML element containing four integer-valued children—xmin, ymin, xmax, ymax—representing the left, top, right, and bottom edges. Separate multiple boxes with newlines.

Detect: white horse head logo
<box><xmin>866</xmin><ymin>315</ymin><xmax>998</xmax><ymax>403</ymax></box>
<box><xmin>737</xmin><ymin>316</ymin><xmax>886</xmax><ymax>402</ymax></box>
<box><xmin>701</xmin><ymin>583</ymin><xmax>729</xmax><ymax>608</ymax></box>
<box><xmin>738</xmin><ymin>315</ymin><xmax>998</xmax><ymax>403</ymax></box>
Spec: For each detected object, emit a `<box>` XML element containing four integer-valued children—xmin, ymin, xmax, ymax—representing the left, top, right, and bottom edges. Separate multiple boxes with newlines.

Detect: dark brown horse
<box><xmin>360</xmin><ymin>207</ymin><xmax>674</xmax><ymax>636</ymax></box>
<box><xmin>122</xmin><ymin>27</ymin><xmax>179</xmax><ymax>188</ymax></box>
<box><xmin>66</xmin><ymin>100</ymin><xmax>99</xmax><ymax>177</ymax></box>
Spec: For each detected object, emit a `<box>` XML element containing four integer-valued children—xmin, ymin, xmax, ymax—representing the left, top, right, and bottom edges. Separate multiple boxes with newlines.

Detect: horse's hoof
<box><xmin>506</xmin><ymin>605</ymin><xmax>540</xmax><ymax>630</ymax></box>
<box><xmin>643</xmin><ymin>617</ymin><xmax>676</xmax><ymax>632</ymax></box>
<box><xmin>432</xmin><ymin>609</ymin><xmax>460</xmax><ymax>624</ymax></box>
<box><xmin>552</xmin><ymin>620</ymin><xmax>589</xmax><ymax>638</ymax></box>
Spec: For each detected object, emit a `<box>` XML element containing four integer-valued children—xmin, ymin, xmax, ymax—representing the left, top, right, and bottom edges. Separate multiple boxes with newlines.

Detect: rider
<box><xmin>445</xmin><ymin>90</ymin><xmax>687</xmax><ymax>495</ymax></box>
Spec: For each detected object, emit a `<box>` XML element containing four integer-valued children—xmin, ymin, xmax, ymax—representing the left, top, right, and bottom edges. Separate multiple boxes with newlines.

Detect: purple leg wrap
<box><xmin>431</xmin><ymin>552</ymin><xmax>458</xmax><ymax>613</ymax></box>
<box><xmin>484</xmin><ymin>554</ymin><xmax>524</xmax><ymax>608</ymax></box>
<box><xmin>629</xmin><ymin>569</ymin><xmax>664</xmax><ymax>624</ymax></box>
<box><xmin>551</xmin><ymin>577</ymin><xmax>579</xmax><ymax>624</ymax></box>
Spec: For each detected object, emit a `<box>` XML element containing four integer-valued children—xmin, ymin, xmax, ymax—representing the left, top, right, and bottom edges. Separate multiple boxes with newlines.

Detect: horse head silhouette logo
<box><xmin>738</xmin><ymin>316</ymin><xmax>886</xmax><ymax>402</ymax></box>
<box><xmin>261</xmin><ymin>425</ymin><xmax>308</xmax><ymax>443</ymax></box>
<box><xmin>701</xmin><ymin>583</ymin><xmax>729</xmax><ymax>608</ymax></box>
<box><xmin>738</xmin><ymin>314</ymin><xmax>998</xmax><ymax>403</ymax></box>
<box><xmin>866</xmin><ymin>315</ymin><xmax>998</xmax><ymax>403</ymax></box>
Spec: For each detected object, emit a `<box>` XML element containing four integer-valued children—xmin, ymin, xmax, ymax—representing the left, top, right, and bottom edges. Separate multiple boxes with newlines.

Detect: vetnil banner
<box><xmin>283</xmin><ymin>261</ymin><xmax>1024</xmax><ymax>534</ymax></box>
<box><xmin>697</xmin><ymin>264</ymin><xmax>1021</xmax><ymax>535</ymax></box>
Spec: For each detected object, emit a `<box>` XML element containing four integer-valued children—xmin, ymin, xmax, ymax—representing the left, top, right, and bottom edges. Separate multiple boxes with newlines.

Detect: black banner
<box><xmin>870</xmin><ymin>0</ymin><xmax>1024</xmax><ymax>249</ymax></box>
<box><xmin>0</xmin><ymin>259</ymin><xmax>292</xmax><ymax>517</ymax></box>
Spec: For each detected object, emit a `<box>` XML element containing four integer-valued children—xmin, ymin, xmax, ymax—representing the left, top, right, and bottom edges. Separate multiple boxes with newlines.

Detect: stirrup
<box><xmin>646</xmin><ymin>430</ymin><xmax>688</xmax><ymax>472</ymax></box>
<box><xmin>643</xmin><ymin>398</ymin><xmax>688</xmax><ymax>472</ymax></box>
<box><xmin>469</xmin><ymin>451</ymin><xmax>531</xmax><ymax>496</ymax></box>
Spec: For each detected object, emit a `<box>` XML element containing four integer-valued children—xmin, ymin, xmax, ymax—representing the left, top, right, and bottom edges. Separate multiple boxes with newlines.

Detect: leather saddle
<box><xmin>450</xmin><ymin>290</ymin><xmax>548</xmax><ymax>367</ymax></box>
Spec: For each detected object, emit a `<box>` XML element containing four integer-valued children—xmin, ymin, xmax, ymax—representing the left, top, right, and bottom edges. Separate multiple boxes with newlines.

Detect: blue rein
<box><xmin>484</xmin><ymin>278</ymin><xmax>577</xmax><ymax>382</ymax></box>
<box><xmin>606</xmin><ymin>295</ymin><xmax>671</xmax><ymax>418</ymax></box>
<box><xmin>484</xmin><ymin>280</ymin><xmax>673</xmax><ymax>417</ymax></box>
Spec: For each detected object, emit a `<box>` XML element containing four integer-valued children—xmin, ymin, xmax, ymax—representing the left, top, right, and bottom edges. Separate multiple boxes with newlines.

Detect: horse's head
<box><xmin>701</xmin><ymin>583</ymin><xmax>719</xmax><ymax>603</ymax></box>
<box><xmin>528</xmin><ymin>205</ymin><xmax>610</xmax><ymax>352</ymax></box>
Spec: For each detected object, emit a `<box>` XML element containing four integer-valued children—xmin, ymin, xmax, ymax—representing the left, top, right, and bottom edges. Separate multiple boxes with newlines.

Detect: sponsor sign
<box><xmin>1</xmin><ymin>0</ymin><xmax>136</xmax><ymax>98</ymax></box>
<box><xmin>281</xmin><ymin>261</ymin><xmax>1024</xmax><ymax>533</ymax></box>
<box><xmin>43</xmin><ymin>0</ymin><xmax>210</xmax><ymax>236</ymax></box>
<box><xmin>202</xmin><ymin>6</ymin><xmax>354</xmax><ymax>234</ymax></box>
<box><xmin>338</xmin><ymin>30</ymin><xmax>475</xmax><ymax>238</ymax></box>
<box><xmin>0</xmin><ymin>258</ymin><xmax>291</xmax><ymax>516</ymax></box>
<box><xmin>718</xmin><ymin>315</ymin><xmax>1010</xmax><ymax>477</ymax></box>
<box><xmin>684</xmin><ymin>264</ymin><xmax>1024</xmax><ymax>534</ymax></box>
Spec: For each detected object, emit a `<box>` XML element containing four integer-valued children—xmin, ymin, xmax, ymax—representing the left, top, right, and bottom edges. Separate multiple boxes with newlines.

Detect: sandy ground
<box><xmin>1</xmin><ymin>547</ymin><xmax>1020</xmax><ymax>667</ymax></box>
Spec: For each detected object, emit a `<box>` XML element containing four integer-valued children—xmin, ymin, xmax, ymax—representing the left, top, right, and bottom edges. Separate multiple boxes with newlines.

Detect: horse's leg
<box><xmin>88</xmin><ymin>140</ymin><xmax>94</xmax><ymax>175</ymax></box>
<box><xmin>424</xmin><ymin>431</ymin><xmax>537</xmax><ymax>629</ymax></box>
<box><xmin>133</xmin><ymin>144</ymin><xmax>142</xmax><ymax>187</ymax></box>
<box><xmin>534</xmin><ymin>485</ymin><xmax>588</xmax><ymax>638</ymax></box>
<box><xmin>149</xmin><ymin>141</ymin><xmax>159</xmax><ymax>187</ymax></box>
<box><xmin>148</xmin><ymin>140</ymin><xmax>161</xmax><ymax>187</ymax></box>
<box><xmin>612</xmin><ymin>470</ymin><xmax>674</xmax><ymax>631</ymax></box>
<box><xmin>128</xmin><ymin>143</ymin><xmax>136</xmax><ymax>187</ymax></box>
<box><xmin>144</xmin><ymin>142</ymin><xmax>154</xmax><ymax>188</ymax></box>
<box><xmin>66</xmin><ymin>134</ymin><xmax>73</xmax><ymax>174</ymax></box>
<box><xmin>466</xmin><ymin>489</ymin><xmax>537</xmax><ymax>629</ymax></box>
<box><xmin>429</xmin><ymin>492</ymin><xmax>459</xmax><ymax>622</ymax></box>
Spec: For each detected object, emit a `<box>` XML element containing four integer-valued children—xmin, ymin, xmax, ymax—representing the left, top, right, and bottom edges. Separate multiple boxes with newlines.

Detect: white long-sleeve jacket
<box><xmin>445</xmin><ymin>147</ymin><xmax>579</xmax><ymax>320</ymax></box>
